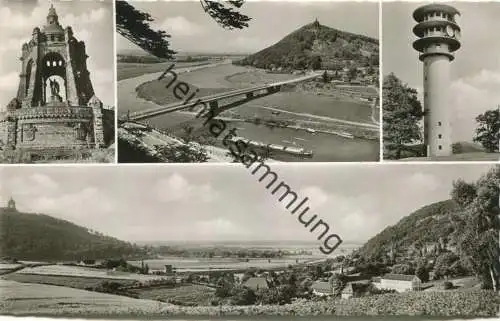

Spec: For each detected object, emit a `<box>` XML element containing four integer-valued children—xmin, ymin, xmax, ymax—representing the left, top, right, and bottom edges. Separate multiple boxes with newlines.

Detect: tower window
<box><xmin>46</xmin><ymin>61</ymin><xmax>50</xmax><ymax>67</ymax></box>
<box><xmin>438</xmin><ymin>134</ymin><xmax>442</xmax><ymax>139</ymax></box>
<box><xmin>438</xmin><ymin>145</ymin><xmax>442</xmax><ymax>150</ymax></box>
<box><xmin>438</xmin><ymin>121</ymin><xmax>442</xmax><ymax>126</ymax></box>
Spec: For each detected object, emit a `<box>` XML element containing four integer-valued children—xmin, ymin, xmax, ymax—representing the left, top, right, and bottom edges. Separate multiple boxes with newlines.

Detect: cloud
<box><xmin>0</xmin><ymin>72</ymin><xmax>20</xmax><ymax>98</ymax></box>
<box><xmin>450</xmin><ymin>68</ymin><xmax>500</xmax><ymax>142</ymax></box>
<box><xmin>299</xmin><ymin>186</ymin><xmax>329</xmax><ymax>207</ymax></box>
<box><xmin>61</xmin><ymin>8</ymin><xmax>108</xmax><ymax>28</ymax></box>
<box><xmin>405</xmin><ymin>172</ymin><xmax>441</xmax><ymax>191</ymax></box>
<box><xmin>30</xmin><ymin>173</ymin><xmax>59</xmax><ymax>191</ymax></box>
<box><xmin>8</xmin><ymin>173</ymin><xmax>59</xmax><ymax>197</ymax></box>
<box><xmin>0</xmin><ymin>6</ymin><xmax>45</xmax><ymax>32</ymax></box>
<box><xmin>0</xmin><ymin>38</ymin><xmax>25</xmax><ymax>54</ymax></box>
<box><xmin>156</xmin><ymin>16</ymin><xmax>205</xmax><ymax>37</ymax></box>
<box><xmin>154</xmin><ymin>174</ymin><xmax>219</xmax><ymax>203</ymax></box>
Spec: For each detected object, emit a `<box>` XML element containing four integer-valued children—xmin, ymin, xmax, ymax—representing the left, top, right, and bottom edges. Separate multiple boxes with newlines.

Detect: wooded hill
<box><xmin>234</xmin><ymin>20</ymin><xmax>379</xmax><ymax>71</ymax></box>
<box><xmin>0</xmin><ymin>208</ymin><xmax>143</xmax><ymax>261</ymax></box>
<box><xmin>355</xmin><ymin>200</ymin><xmax>458</xmax><ymax>262</ymax></box>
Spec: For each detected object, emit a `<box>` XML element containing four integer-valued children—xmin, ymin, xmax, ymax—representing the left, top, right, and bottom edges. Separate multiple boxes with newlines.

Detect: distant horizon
<box><xmin>134</xmin><ymin>239</ymin><xmax>364</xmax><ymax>246</ymax></box>
<box><xmin>1</xmin><ymin>164</ymin><xmax>493</xmax><ymax>245</ymax></box>
<box><xmin>117</xmin><ymin>48</ymin><xmax>252</xmax><ymax>57</ymax></box>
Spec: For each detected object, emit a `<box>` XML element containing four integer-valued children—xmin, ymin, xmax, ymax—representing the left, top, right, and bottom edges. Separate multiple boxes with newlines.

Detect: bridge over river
<box><xmin>119</xmin><ymin>72</ymin><xmax>322</xmax><ymax>123</ymax></box>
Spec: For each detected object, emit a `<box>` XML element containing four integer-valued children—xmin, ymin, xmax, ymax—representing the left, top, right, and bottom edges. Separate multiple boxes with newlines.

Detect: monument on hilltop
<box><xmin>412</xmin><ymin>3</ymin><xmax>462</xmax><ymax>157</ymax></box>
<box><xmin>0</xmin><ymin>4</ymin><xmax>107</xmax><ymax>157</ymax></box>
<box><xmin>7</xmin><ymin>197</ymin><xmax>16</xmax><ymax>210</ymax></box>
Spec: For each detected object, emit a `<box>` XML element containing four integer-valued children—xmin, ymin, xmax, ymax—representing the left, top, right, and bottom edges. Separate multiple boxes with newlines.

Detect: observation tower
<box><xmin>412</xmin><ymin>3</ymin><xmax>461</xmax><ymax>157</ymax></box>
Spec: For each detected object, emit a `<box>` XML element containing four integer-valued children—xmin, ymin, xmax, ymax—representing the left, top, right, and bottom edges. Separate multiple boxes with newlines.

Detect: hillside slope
<box><xmin>356</xmin><ymin>200</ymin><xmax>459</xmax><ymax>261</ymax></box>
<box><xmin>235</xmin><ymin>20</ymin><xmax>379</xmax><ymax>70</ymax></box>
<box><xmin>0</xmin><ymin>208</ymin><xmax>141</xmax><ymax>261</ymax></box>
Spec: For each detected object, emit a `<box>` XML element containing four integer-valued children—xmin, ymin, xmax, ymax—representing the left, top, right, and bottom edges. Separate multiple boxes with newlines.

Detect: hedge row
<box><xmin>335</xmin><ymin>290</ymin><xmax>499</xmax><ymax>317</ymax></box>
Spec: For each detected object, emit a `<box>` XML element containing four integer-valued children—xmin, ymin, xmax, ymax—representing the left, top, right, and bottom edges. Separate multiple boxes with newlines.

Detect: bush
<box><xmin>335</xmin><ymin>290</ymin><xmax>498</xmax><ymax>317</ymax></box>
<box><xmin>443</xmin><ymin>281</ymin><xmax>454</xmax><ymax>290</ymax></box>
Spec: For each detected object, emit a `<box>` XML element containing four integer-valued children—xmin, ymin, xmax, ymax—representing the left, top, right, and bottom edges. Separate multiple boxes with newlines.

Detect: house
<box><xmin>341</xmin><ymin>283</ymin><xmax>354</xmax><ymax>299</ymax></box>
<box><xmin>311</xmin><ymin>281</ymin><xmax>332</xmax><ymax>296</ymax></box>
<box><xmin>377</xmin><ymin>274</ymin><xmax>422</xmax><ymax>292</ymax></box>
<box><xmin>243</xmin><ymin>277</ymin><xmax>269</xmax><ymax>291</ymax></box>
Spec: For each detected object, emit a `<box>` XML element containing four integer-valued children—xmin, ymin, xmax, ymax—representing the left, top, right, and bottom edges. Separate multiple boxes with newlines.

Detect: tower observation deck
<box><xmin>412</xmin><ymin>3</ymin><xmax>461</xmax><ymax>157</ymax></box>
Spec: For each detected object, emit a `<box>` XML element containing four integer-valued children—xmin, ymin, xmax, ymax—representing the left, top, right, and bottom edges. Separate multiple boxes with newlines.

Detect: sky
<box><xmin>0</xmin><ymin>163</ymin><xmax>493</xmax><ymax>245</ymax></box>
<box><xmin>117</xmin><ymin>1</ymin><xmax>379</xmax><ymax>55</ymax></box>
<box><xmin>0</xmin><ymin>0</ymin><xmax>115</xmax><ymax>108</ymax></box>
<box><xmin>383</xmin><ymin>1</ymin><xmax>500</xmax><ymax>143</ymax></box>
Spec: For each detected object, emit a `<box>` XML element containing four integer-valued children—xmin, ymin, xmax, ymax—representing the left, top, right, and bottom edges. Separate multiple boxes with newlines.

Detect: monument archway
<box><xmin>41</xmin><ymin>52</ymin><xmax>66</xmax><ymax>104</ymax></box>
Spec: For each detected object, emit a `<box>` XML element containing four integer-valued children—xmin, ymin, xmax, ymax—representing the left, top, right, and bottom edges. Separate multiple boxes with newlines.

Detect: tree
<box><xmin>443</xmin><ymin>281</ymin><xmax>454</xmax><ymax>290</ymax></box>
<box><xmin>415</xmin><ymin>263</ymin><xmax>430</xmax><ymax>283</ymax></box>
<box><xmin>433</xmin><ymin>252</ymin><xmax>460</xmax><ymax>279</ymax></box>
<box><xmin>451</xmin><ymin>179</ymin><xmax>477</xmax><ymax>208</ymax></box>
<box><xmin>115</xmin><ymin>1</ymin><xmax>176</xmax><ymax>59</ymax></box>
<box><xmin>473</xmin><ymin>108</ymin><xmax>499</xmax><ymax>152</ymax></box>
<box><xmin>382</xmin><ymin>73</ymin><xmax>424</xmax><ymax>159</ymax></box>
<box><xmin>156</xmin><ymin>144</ymin><xmax>209</xmax><ymax>163</ymax></box>
<box><xmin>309</xmin><ymin>55</ymin><xmax>322</xmax><ymax>70</ymax></box>
<box><xmin>200</xmin><ymin>1</ymin><xmax>251</xmax><ymax>30</ymax></box>
<box><xmin>348</xmin><ymin>67</ymin><xmax>358</xmax><ymax>81</ymax></box>
<box><xmin>391</xmin><ymin>263</ymin><xmax>414</xmax><ymax>275</ymax></box>
<box><xmin>116</xmin><ymin>1</ymin><xmax>250</xmax><ymax>58</ymax></box>
<box><xmin>322</xmin><ymin>71</ymin><xmax>329</xmax><ymax>83</ymax></box>
<box><xmin>450</xmin><ymin>166</ymin><xmax>500</xmax><ymax>291</ymax></box>
<box><xmin>329</xmin><ymin>273</ymin><xmax>347</xmax><ymax>297</ymax></box>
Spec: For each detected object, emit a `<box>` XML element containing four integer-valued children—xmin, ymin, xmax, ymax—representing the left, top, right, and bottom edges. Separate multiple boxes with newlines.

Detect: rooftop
<box><xmin>243</xmin><ymin>277</ymin><xmax>269</xmax><ymax>290</ymax></box>
<box><xmin>382</xmin><ymin>273</ymin><xmax>419</xmax><ymax>282</ymax></box>
<box><xmin>311</xmin><ymin>281</ymin><xmax>332</xmax><ymax>294</ymax></box>
<box><xmin>413</xmin><ymin>4</ymin><xmax>461</xmax><ymax>22</ymax></box>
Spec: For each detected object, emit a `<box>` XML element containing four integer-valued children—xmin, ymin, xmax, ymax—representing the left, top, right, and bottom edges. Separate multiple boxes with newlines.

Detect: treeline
<box><xmin>235</xmin><ymin>21</ymin><xmax>379</xmax><ymax>71</ymax></box>
<box><xmin>352</xmin><ymin>165</ymin><xmax>500</xmax><ymax>290</ymax></box>
<box><xmin>117</xmin><ymin>55</ymin><xmax>168</xmax><ymax>64</ymax></box>
<box><xmin>153</xmin><ymin>246</ymin><xmax>293</xmax><ymax>258</ymax></box>
<box><xmin>0</xmin><ymin>209</ymin><xmax>146</xmax><ymax>261</ymax></box>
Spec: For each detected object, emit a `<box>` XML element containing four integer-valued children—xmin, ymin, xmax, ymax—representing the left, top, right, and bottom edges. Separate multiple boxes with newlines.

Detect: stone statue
<box><xmin>49</xmin><ymin>78</ymin><xmax>60</xmax><ymax>96</ymax></box>
<box><xmin>48</xmin><ymin>78</ymin><xmax>62</xmax><ymax>103</ymax></box>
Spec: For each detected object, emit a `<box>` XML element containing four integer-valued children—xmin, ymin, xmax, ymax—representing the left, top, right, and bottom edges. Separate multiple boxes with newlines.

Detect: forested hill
<box><xmin>234</xmin><ymin>20</ymin><xmax>379</xmax><ymax>70</ymax></box>
<box><xmin>0</xmin><ymin>208</ymin><xmax>142</xmax><ymax>261</ymax></box>
<box><xmin>355</xmin><ymin>200</ymin><xmax>459</xmax><ymax>261</ymax></box>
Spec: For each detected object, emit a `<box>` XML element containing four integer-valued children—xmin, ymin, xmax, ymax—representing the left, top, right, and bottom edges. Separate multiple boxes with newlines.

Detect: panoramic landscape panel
<box><xmin>116</xmin><ymin>1</ymin><xmax>380</xmax><ymax>163</ymax></box>
<box><xmin>0</xmin><ymin>164</ymin><xmax>498</xmax><ymax>318</ymax></box>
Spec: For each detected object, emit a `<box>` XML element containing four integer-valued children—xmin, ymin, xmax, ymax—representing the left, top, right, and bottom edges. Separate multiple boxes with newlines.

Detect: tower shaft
<box><xmin>412</xmin><ymin>3</ymin><xmax>461</xmax><ymax>157</ymax></box>
<box><xmin>424</xmin><ymin>55</ymin><xmax>452</xmax><ymax>156</ymax></box>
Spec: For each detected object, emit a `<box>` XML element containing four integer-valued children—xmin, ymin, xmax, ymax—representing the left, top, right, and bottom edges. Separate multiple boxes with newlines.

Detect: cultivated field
<box><xmin>136</xmin><ymin>284</ymin><xmax>217</xmax><ymax>306</ymax></box>
<box><xmin>129</xmin><ymin>257</ymin><xmax>325</xmax><ymax>272</ymax></box>
<box><xmin>14</xmin><ymin>265</ymin><xmax>167</xmax><ymax>282</ymax></box>
<box><xmin>117</xmin><ymin>61</ymin><xmax>213</xmax><ymax>81</ymax></box>
<box><xmin>0</xmin><ymin>280</ymin><xmax>173</xmax><ymax>316</ymax></box>
<box><xmin>3</xmin><ymin>273</ymin><xmax>137</xmax><ymax>290</ymax></box>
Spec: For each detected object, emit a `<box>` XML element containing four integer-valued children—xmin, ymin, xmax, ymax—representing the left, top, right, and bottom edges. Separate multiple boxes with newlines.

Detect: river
<box><xmin>118</xmin><ymin>65</ymin><xmax>379</xmax><ymax>162</ymax></box>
